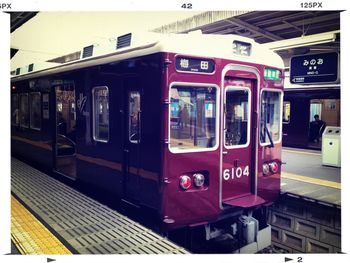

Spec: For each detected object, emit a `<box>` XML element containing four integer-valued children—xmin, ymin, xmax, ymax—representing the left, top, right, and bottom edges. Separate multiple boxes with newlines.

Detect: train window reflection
<box><xmin>30</xmin><ymin>92</ymin><xmax>41</xmax><ymax>130</ymax></box>
<box><xmin>19</xmin><ymin>93</ymin><xmax>29</xmax><ymax>128</ymax></box>
<box><xmin>260</xmin><ymin>90</ymin><xmax>282</xmax><ymax>144</ymax></box>
<box><xmin>225</xmin><ymin>88</ymin><xmax>250</xmax><ymax>147</ymax></box>
<box><xmin>11</xmin><ymin>94</ymin><xmax>19</xmax><ymax>126</ymax></box>
<box><xmin>129</xmin><ymin>91</ymin><xmax>141</xmax><ymax>144</ymax></box>
<box><xmin>170</xmin><ymin>85</ymin><xmax>217</xmax><ymax>152</ymax></box>
<box><xmin>92</xmin><ymin>86</ymin><xmax>109</xmax><ymax>142</ymax></box>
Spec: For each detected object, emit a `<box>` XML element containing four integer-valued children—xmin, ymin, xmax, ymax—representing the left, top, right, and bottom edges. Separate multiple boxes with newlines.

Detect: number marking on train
<box><xmin>223</xmin><ymin>166</ymin><xmax>249</xmax><ymax>180</ymax></box>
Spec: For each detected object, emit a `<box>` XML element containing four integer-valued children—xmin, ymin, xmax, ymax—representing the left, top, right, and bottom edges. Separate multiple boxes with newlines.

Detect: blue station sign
<box><xmin>290</xmin><ymin>52</ymin><xmax>339</xmax><ymax>84</ymax></box>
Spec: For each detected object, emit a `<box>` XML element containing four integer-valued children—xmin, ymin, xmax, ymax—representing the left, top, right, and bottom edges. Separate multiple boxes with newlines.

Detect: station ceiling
<box><xmin>10</xmin><ymin>11</ymin><xmax>341</xmax><ymax>63</ymax></box>
<box><xmin>10</xmin><ymin>12</ymin><xmax>38</xmax><ymax>58</ymax></box>
<box><xmin>153</xmin><ymin>11</ymin><xmax>340</xmax><ymax>57</ymax></box>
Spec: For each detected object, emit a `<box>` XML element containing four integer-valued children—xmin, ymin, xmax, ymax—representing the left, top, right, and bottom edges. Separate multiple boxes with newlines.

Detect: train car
<box><xmin>282</xmin><ymin>86</ymin><xmax>340</xmax><ymax>150</ymax></box>
<box><xmin>11</xmin><ymin>32</ymin><xmax>284</xmax><ymax>252</ymax></box>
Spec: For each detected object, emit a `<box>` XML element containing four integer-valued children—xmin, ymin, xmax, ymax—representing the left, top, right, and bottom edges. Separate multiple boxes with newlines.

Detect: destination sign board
<box><xmin>290</xmin><ymin>52</ymin><xmax>338</xmax><ymax>84</ymax></box>
<box><xmin>175</xmin><ymin>57</ymin><xmax>215</xmax><ymax>73</ymax></box>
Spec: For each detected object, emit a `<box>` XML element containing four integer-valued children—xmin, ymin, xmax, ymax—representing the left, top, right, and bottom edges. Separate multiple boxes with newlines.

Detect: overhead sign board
<box><xmin>290</xmin><ymin>52</ymin><xmax>339</xmax><ymax>84</ymax></box>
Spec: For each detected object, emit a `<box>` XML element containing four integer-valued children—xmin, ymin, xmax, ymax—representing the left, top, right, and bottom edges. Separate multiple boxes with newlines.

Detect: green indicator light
<box><xmin>264</xmin><ymin>68</ymin><xmax>281</xmax><ymax>80</ymax></box>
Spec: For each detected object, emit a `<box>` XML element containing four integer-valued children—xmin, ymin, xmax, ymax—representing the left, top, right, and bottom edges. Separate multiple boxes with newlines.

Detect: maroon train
<box><xmin>11</xmin><ymin>32</ymin><xmax>284</xmax><ymax>252</ymax></box>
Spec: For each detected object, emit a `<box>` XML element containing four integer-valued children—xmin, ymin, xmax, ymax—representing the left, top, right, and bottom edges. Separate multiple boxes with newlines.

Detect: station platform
<box><xmin>281</xmin><ymin>147</ymin><xmax>341</xmax><ymax>208</ymax></box>
<box><xmin>11</xmin><ymin>158</ymin><xmax>188</xmax><ymax>255</ymax></box>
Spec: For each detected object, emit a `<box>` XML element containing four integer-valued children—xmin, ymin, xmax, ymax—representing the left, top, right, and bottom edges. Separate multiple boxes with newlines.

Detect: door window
<box><xmin>225</xmin><ymin>88</ymin><xmax>250</xmax><ymax>147</ymax></box>
<box><xmin>11</xmin><ymin>94</ymin><xmax>19</xmax><ymax>126</ymax></box>
<box><xmin>129</xmin><ymin>91</ymin><xmax>141</xmax><ymax>144</ymax></box>
<box><xmin>30</xmin><ymin>92</ymin><xmax>41</xmax><ymax>130</ymax></box>
<box><xmin>92</xmin><ymin>86</ymin><xmax>109</xmax><ymax>142</ymax></box>
<box><xmin>19</xmin><ymin>93</ymin><xmax>29</xmax><ymax>128</ymax></box>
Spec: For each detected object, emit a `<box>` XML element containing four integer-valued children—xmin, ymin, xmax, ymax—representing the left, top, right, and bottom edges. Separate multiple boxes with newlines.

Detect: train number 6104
<box><xmin>223</xmin><ymin>166</ymin><xmax>249</xmax><ymax>180</ymax></box>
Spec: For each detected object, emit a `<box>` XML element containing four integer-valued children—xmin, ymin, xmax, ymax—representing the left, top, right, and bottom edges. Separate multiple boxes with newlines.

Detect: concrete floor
<box><xmin>281</xmin><ymin>147</ymin><xmax>341</xmax><ymax>206</ymax></box>
<box><xmin>282</xmin><ymin>147</ymin><xmax>340</xmax><ymax>183</ymax></box>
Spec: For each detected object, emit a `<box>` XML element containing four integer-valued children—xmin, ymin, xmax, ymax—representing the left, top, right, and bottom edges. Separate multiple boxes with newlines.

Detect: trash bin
<box><xmin>322</xmin><ymin>126</ymin><xmax>341</xmax><ymax>167</ymax></box>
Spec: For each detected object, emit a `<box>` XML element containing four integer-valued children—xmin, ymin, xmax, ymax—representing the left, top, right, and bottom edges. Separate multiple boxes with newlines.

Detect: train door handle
<box><xmin>223</xmin><ymin>151</ymin><xmax>228</xmax><ymax>155</ymax></box>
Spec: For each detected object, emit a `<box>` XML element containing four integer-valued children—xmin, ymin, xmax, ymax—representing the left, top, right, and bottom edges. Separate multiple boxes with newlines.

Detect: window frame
<box><xmin>92</xmin><ymin>86</ymin><xmax>110</xmax><ymax>143</ymax></box>
<box><xmin>224</xmin><ymin>86</ymin><xmax>251</xmax><ymax>149</ymax></box>
<box><xmin>259</xmin><ymin>88</ymin><xmax>283</xmax><ymax>146</ymax></box>
<box><xmin>29</xmin><ymin>92</ymin><xmax>42</xmax><ymax>131</ymax></box>
<box><xmin>168</xmin><ymin>82</ymin><xmax>220</xmax><ymax>154</ymax></box>
<box><xmin>19</xmin><ymin>93</ymin><xmax>29</xmax><ymax>128</ymax></box>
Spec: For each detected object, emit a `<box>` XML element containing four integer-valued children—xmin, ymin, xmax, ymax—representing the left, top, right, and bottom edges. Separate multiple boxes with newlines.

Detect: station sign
<box><xmin>290</xmin><ymin>52</ymin><xmax>339</xmax><ymax>84</ymax></box>
<box><xmin>175</xmin><ymin>57</ymin><xmax>215</xmax><ymax>73</ymax></box>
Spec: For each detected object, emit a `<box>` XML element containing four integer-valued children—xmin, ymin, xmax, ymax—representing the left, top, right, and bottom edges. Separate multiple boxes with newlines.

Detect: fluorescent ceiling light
<box><xmin>262</xmin><ymin>31</ymin><xmax>339</xmax><ymax>51</ymax></box>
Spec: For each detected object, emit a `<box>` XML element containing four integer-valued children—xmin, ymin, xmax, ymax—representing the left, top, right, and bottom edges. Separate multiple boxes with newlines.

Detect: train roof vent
<box><xmin>28</xmin><ymin>63</ymin><xmax>34</xmax><ymax>72</ymax></box>
<box><xmin>116</xmin><ymin>33</ymin><xmax>132</xmax><ymax>49</ymax></box>
<box><xmin>82</xmin><ymin>45</ymin><xmax>94</xmax><ymax>58</ymax></box>
<box><xmin>15</xmin><ymin>68</ymin><xmax>21</xmax><ymax>75</ymax></box>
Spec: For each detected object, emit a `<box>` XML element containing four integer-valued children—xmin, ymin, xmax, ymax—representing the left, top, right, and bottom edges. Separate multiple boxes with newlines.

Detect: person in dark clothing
<box><xmin>309</xmin><ymin>114</ymin><xmax>325</xmax><ymax>143</ymax></box>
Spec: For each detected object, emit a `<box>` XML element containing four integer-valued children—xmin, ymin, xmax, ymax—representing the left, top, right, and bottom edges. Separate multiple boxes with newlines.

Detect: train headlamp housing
<box><xmin>262</xmin><ymin>163</ymin><xmax>270</xmax><ymax>176</ymax></box>
<box><xmin>193</xmin><ymin>173</ymin><xmax>205</xmax><ymax>188</ymax></box>
<box><xmin>232</xmin><ymin>41</ymin><xmax>251</xmax><ymax>56</ymax></box>
<box><xmin>179</xmin><ymin>175</ymin><xmax>192</xmax><ymax>190</ymax></box>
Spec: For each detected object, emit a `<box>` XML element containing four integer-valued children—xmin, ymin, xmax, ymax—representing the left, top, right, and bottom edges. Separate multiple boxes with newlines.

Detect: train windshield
<box><xmin>169</xmin><ymin>85</ymin><xmax>217</xmax><ymax>152</ymax></box>
<box><xmin>260</xmin><ymin>90</ymin><xmax>282</xmax><ymax>145</ymax></box>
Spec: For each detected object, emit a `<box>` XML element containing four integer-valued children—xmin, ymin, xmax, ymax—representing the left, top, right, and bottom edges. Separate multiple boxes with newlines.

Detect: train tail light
<box><xmin>269</xmin><ymin>161</ymin><xmax>279</xmax><ymax>174</ymax></box>
<box><xmin>193</xmin><ymin>173</ymin><xmax>205</xmax><ymax>187</ymax></box>
<box><xmin>262</xmin><ymin>161</ymin><xmax>279</xmax><ymax>176</ymax></box>
<box><xmin>179</xmin><ymin>175</ymin><xmax>192</xmax><ymax>190</ymax></box>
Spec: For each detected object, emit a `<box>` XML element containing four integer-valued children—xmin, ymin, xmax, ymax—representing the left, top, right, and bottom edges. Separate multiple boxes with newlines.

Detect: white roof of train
<box><xmin>12</xmin><ymin>31</ymin><xmax>284</xmax><ymax>81</ymax></box>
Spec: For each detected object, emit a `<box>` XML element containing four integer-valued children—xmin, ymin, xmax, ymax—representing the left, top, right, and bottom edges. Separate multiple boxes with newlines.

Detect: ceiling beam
<box><xmin>282</xmin><ymin>21</ymin><xmax>304</xmax><ymax>33</ymax></box>
<box><xmin>225</xmin><ymin>17</ymin><xmax>284</xmax><ymax>41</ymax></box>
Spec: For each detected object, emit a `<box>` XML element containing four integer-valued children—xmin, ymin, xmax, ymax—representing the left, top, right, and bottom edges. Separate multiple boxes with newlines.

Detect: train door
<box><xmin>122</xmin><ymin>77</ymin><xmax>142</xmax><ymax>202</ymax></box>
<box><xmin>54</xmin><ymin>84</ymin><xmax>77</xmax><ymax>179</ymax></box>
<box><xmin>221</xmin><ymin>77</ymin><xmax>264</xmax><ymax>207</ymax></box>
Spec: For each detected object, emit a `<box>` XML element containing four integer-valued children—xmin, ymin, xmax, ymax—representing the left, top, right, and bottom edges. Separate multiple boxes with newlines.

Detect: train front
<box><xmin>159</xmin><ymin>34</ymin><xmax>284</xmax><ymax>252</ymax></box>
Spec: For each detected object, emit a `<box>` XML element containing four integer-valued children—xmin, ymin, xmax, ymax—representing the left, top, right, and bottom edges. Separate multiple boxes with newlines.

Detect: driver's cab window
<box><xmin>260</xmin><ymin>90</ymin><xmax>282</xmax><ymax>144</ymax></box>
<box><xmin>129</xmin><ymin>91</ymin><xmax>141</xmax><ymax>144</ymax></box>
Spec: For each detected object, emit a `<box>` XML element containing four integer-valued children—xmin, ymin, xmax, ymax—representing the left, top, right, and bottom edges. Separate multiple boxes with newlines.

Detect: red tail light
<box><xmin>269</xmin><ymin>161</ymin><xmax>279</xmax><ymax>174</ymax></box>
<box><xmin>179</xmin><ymin>175</ymin><xmax>191</xmax><ymax>190</ymax></box>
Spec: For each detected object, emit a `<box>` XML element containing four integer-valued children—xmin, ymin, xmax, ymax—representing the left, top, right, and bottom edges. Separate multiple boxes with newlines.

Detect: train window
<box><xmin>19</xmin><ymin>93</ymin><xmax>29</xmax><ymax>128</ymax></box>
<box><xmin>92</xmin><ymin>86</ymin><xmax>109</xmax><ymax>142</ymax></box>
<box><xmin>169</xmin><ymin>85</ymin><xmax>217</xmax><ymax>152</ymax></box>
<box><xmin>283</xmin><ymin>101</ymin><xmax>291</xmax><ymax>124</ymax></box>
<box><xmin>11</xmin><ymin>94</ymin><xmax>19</xmax><ymax>126</ymax></box>
<box><xmin>129</xmin><ymin>91</ymin><xmax>141</xmax><ymax>144</ymax></box>
<box><xmin>30</xmin><ymin>92</ymin><xmax>41</xmax><ymax>130</ymax></box>
<box><xmin>225</xmin><ymin>88</ymin><xmax>250</xmax><ymax>147</ymax></box>
<box><xmin>260</xmin><ymin>90</ymin><xmax>282</xmax><ymax>145</ymax></box>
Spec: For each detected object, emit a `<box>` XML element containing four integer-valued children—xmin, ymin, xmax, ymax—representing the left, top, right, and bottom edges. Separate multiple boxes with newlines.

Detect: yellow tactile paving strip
<box><xmin>11</xmin><ymin>195</ymin><xmax>72</xmax><ymax>255</ymax></box>
<box><xmin>282</xmin><ymin>172</ymin><xmax>341</xmax><ymax>190</ymax></box>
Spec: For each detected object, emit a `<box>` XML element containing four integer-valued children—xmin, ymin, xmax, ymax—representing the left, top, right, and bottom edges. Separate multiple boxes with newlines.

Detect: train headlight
<box><xmin>269</xmin><ymin>161</ymin><xmax>279</xmax><ymax>174</ymax></box>
<box><xmin>179</xmin><ymin>175</ymin><xmax>192</xmax><ymax>190</ymax></box>
<box><xmin>193</xmin><ymin>173</ymin><xmax>205</xmax><ymax>187</ymax></box>
<box><xmin>262</xmin><ymin>163</ymin><xmax>270</xmax><ymax>176</ymax></box>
